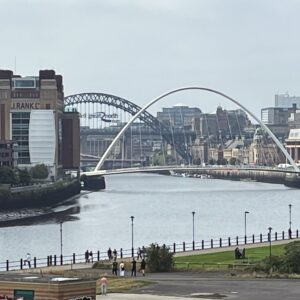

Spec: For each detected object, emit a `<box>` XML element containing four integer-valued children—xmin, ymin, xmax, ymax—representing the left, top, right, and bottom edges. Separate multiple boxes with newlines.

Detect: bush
<box><xmin>30</xmin><ymin>164</ymin><xmax>49</xmax><ymax>179</ymax></box>
<box><xmin>145</xmin><ymin>243</ymin><xmax>173</xmax><ymax>272</ymax></box>
<box><xmin>282</xmin><ymin>241</ymin><xmax>300</xmax><ymax>273</ymax></box>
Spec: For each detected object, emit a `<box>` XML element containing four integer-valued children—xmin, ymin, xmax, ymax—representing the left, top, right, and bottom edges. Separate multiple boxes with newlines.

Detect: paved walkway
<box><xmin>96</xmin><ymin>294</ymin><xmax>211</xmax><ymax>300</ymax></box>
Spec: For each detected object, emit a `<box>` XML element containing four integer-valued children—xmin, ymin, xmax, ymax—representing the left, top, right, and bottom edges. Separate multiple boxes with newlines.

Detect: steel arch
<box><xmin>95</xmin><ymin>87</ymin><xmax>299</xmax><ymax>173</ymax></box>
<box><xmin>64</xmin><ymin>92</ymin><xmax>191</xmax><ymax>161</ymax></box>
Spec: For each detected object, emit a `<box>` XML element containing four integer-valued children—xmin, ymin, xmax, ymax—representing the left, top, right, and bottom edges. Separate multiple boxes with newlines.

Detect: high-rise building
<box><xmin>275</xmin><ymin>93</ymin><xmax>300</xmax><ymax>108</ymax></box>
<box><xmin>0</xmin><ymin>69</ymin><xmax>79</xmax><ymax>178</ymax></box>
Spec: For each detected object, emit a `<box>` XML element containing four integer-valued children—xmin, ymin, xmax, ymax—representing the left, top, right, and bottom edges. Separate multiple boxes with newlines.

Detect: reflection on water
<box><xmin>0</xmin><ymin>197</ymin><xmax>81</xmax><ymax>227</ymax></box>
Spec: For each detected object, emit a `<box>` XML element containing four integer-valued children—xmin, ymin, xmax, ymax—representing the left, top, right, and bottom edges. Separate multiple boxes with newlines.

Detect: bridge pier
<box><xmin>284</xmin><ymin>173</ymin><xmax>300</xmax><ymax>188</ymax></box>
<box><xmin>81</xmin><ymin>175</ymin><xmax>106</xmax><ymax>190</ymax></box>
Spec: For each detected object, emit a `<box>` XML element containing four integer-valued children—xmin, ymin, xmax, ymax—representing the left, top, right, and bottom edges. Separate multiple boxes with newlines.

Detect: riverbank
<box><xmin>0</xmin><ymin>179</ymin><xmax>81</xmax><ymax>209</ymax></box>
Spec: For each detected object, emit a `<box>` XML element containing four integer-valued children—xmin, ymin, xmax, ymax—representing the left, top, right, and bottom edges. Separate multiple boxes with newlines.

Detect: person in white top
<box><xmin>119</xmin><ymin>261</ymin><xmax>125</xmax><ymax>277</ymax></box>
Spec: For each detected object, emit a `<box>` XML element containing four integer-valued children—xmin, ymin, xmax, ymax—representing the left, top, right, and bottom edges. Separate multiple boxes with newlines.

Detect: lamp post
<box><xmin>130</xmin><ymin>216</ymin><xmax>134</xmax><ymax>258</ymax></box>
<box><xmin>289</xmin><ymin>204</ymin><xmax>292</xmax><ymax>238</ymax></box>
<box><xmin>60</xmin><ymin>221</ymin><xmax>63</xmax><ymax>257</ymax></box>
<box><xmin>192</xmin><ymin>211</ymin><xmax>195</xmax><ymax>250</ymax></box>
<box><xmin>244</xmin><ymin>211</ymin><xmax>249</xmax><ymax>240</ymax></box>
<box><xmin>268</xmin><ymin>227</ymin><xmax>272</xmax><ymax>258</ymax></box>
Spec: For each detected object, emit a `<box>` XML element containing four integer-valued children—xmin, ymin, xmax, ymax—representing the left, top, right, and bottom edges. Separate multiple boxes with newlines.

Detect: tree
<box><xmin>18</xmin><ymin>168</ymin><xmax>31</xmax><ymax>185</ymax></box>
<box><xmin>30</xmin><ymin>164</ymin><xmax>49</xmax><ymax>179</ymax></box>
<box><xmin>193</xmin><ymin>158</ymin><xmax>201</xmax><ymax>165</ymax></box>
<box><xmin>145</xmin><ymin>243</ymin><xmax>174</xmax><ymax>272</ymax></box>
<box><xmin>0</xmin><ymin>166</ymin><xmax>16</xmax><ymax>184</ymax></box>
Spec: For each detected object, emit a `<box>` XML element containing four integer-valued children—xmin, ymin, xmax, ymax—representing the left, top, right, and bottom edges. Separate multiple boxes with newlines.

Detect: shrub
<box><xmin>282</xmin><ymin>241</ymin><xmax>300</xmax><ymax>273</ymax></box>
<box><xmin>30</xmin><ymin>164</ymin><xmax>49</xmax><ymax>179</ymax></box>
<box><xmin>145</xmin><ymin>243</ymin><xmax>173</xmax><ymax>272</ymax></box>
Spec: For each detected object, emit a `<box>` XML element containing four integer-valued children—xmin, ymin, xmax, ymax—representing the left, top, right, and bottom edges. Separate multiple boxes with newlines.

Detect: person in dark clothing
<box><xmin>112</xmin><ymin>260</ymin><xmax>118</xmax><ymax>276</ymax></box>
<box><xmin>85</xmin><ymin>250</ymin><xmax>89</xmax><ymax>263</ymax></box>
<box><xmin>107</xmin><ymin>248</ymin><xmax>112</xmax><ymax>261</ymax></box>
<box><xmin>131</xmin><ymin>258</ymin><xmax>137</xmax><ymax>277</ymax></box>
<box><xmin>140</xmin><ymin>258</ymin><xmax>146</xmax><ymax>276</ymax></box>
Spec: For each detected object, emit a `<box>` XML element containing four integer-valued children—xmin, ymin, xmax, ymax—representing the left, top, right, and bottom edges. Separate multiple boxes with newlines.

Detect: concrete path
<box><xmin>96</xmin><ymin>294</ymin><xmax>211</xmax><ymax>300</ymax></box>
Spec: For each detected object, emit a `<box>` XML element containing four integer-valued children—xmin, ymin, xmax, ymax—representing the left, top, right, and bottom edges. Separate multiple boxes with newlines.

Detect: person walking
<box><xmin>137</xmin><ymin>247</ymin><xmax>141</xmax><ymax>260</ymax></box>
<box><xmin>140</xmin><ymin>258</ymin><xmax>146</xmax><ymax>276</ymax></box>
<box><xmin>98</xmin><ymin>275</ymin><xmax>108</xmax><ymax>296</ymax></box>
<box><xmin>131</xmin><ymin>257</ymin><xmax>137</xmax><ymax>277</ymax></box>
<box><xmin>120</xmin><ymin>261</ymin><xmax>125</xmax><ymax>277</ymax></box>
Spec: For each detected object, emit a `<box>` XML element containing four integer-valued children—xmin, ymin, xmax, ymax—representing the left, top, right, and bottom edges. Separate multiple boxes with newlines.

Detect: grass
<box><xmin>96</xmin><ymin>277</ymin><xmax>152</xmax><ymax>294</ymax></box>
<box><xmin>174</xmin><ymin>244</ymin><xmax>287</xmax><ymax>270</ymax></box>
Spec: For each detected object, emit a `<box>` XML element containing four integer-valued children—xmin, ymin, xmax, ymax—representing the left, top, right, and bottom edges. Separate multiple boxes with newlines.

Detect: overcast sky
<box><xmin>1</xmin><ymin>0</ymin><xmax>300</xmax><ymax>117</ymax></box>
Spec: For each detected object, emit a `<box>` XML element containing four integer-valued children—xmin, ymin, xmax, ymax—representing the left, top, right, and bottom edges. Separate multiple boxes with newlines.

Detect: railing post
<box><xmin>252</xmin><ymin>234</ymin><xmax>255</xmax><ymax>244</ymax></box>
<box><xmin>202</xmin><ymin>240</ymin><xmax>204</xmax><ymax>250</ymax></box>
<box><xmin>282</xmin><ymin>231</ymin><xmax>285</xmax><ymax>240</ymax></box>
<box><xmin>297</xmin><ymin>230</ymin><xmax>299</xmax><ymax>238</ymax></box>
<box><xmin>6</xmin><ymin>260</ymin><xmax>9</xmax><ymax>271</ymax></box>
<box><xmin>173</xmin><ymin>243</ymin><xmax>176</xmax><ymax>253</ymax></box>
<box><xmin>236</xmin><ymin>236</ymin><xmax>239</xmax><ymax>245</ymax></box>
<box><xmin>54</xmin><ymin>255</ymin><xmax>57</xmax><ymax>266</ymax></box>
<box><xmin>228</xmin><ymin>237</ymin><xmax>231</xmax><ymax>246</ymax></box>
<box><xmin>211</xmin><ymin>239</ymin><xmax>213</xmax><ymax>248</ymax></box>
<box><xmin>47</xmin><ymin>256</ymin><xmax>49</xmax><ymax>266</ymax></box>
<box><xmin>50</xmin><ymin>255</ymin><xmax>52</xmax><ymax>265</ymax></box>
<box><xmin>260</xmin><ymin>234</ymin><xmax>262</xmax><ymax>243</ymax></box>
<box><xmin>120</xmin><ymin>248</ymin><xmax>123</xmax><ymax>259</ymax></box>
<box><xmin>60</xmin><ymin>255</ymin><xmax>63</xmax><ymax>265</ymax></box>
<box><xmin>20</xmin><ymin>258</ymin><xmax>23</xmax><ymax>270</ymax></box>
<box><xmin>275</xmin><ymin>232</ymin><xmax>278</xmax><ymax>241</ymax></box>
<box><xmin>73</xmin><ymin>253</ymin><xmax>76</xmax><ymax>264</ymax></box>
<box><xmin>219</xmin><ymin>238</ymin><xmax>222</xmax><ymax>247</ymax></box>
<box><xmin>183</xmin><ymin>242</ymin><xmax>185</xmax><ymax>252</ymax></box>
<box><xmin>34</xmin><ymin>257</ymin><xmax>37</xmax><ymax>269</ymax></box>
<box><xmin>97</xmin><ymin>250</ymin><xmax>100</xmax><ymax>261</ymax></box>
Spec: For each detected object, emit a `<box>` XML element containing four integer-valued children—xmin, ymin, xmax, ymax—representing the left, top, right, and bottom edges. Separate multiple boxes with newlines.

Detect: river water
<box><xmin>0</xmin><ymin>174</ymin><xmax>300</xmax><ymax>262</ymax></box>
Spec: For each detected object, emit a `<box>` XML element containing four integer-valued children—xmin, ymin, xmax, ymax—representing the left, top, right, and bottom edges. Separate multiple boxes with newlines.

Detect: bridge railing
<box><xmin>1</xmin><ymin>229</ymin><xmax>298</xmax><ymax>272</ymax></box>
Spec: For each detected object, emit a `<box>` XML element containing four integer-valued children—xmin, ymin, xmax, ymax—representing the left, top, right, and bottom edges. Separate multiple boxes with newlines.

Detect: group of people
<box><xmin>234</xmin><ymin>247</ymin><xmax>245</xmax><ymax>259</ymax></box>
<box><xmin>107</xmin><ymin>247</ymin><xmax>118</xmax><ymax>261</ymax></box>
<box><xmin>111</xmin><ymin>257</ymin><xmax>146</xmax><ymax>277</ymax></box>
<box><xmin>85</xmin><ymin>249</ymin><xmax>93</xmax><ymax>263</ymax></box>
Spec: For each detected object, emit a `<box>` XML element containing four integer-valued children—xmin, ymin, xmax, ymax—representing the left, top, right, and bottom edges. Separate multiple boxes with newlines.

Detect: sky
<box><xmin>1</xmin><ymin>0</ymin><xmax>300</xmax><ymax>117</ymax></box>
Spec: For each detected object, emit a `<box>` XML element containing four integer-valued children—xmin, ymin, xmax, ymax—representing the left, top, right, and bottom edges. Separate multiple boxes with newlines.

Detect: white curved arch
<box><xmin>95</xmin><ymin>87</ymin><xmax>299</xmax><ymax>172</ymax></box>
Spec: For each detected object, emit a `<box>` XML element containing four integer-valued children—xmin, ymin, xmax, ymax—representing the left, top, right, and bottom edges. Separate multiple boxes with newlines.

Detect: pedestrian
<box><xmin>85</xmin><ymin>250</ymin><xmax>89</xmax><ymax>263</ymax></box>
<box><xmin>120</xmin><ymin>261</ymin><xmax>125</xmax><ymax>277</ymax></box>
<box><xmin>89</xmin><ymin>250</ymin><xmax>93</xmax><ymax>263</ymax></box>
<box><xmin>113</xmin><ymin>248</ymin><xmax>117</xmax><ymax>260</ymax></box>
<box><xmin>24</xmin><ymin>253</ymin><xmax>31</xmax><ymax>268</ymax></box>
<box><xmin>131</xmin><ymin>257</ymin><xmax>137</xmax><ymax>277</ymax></box>
<box><xmin>98</xmin><ymin>275</ymin><xmax>108</xmax><ymax>296</ymax></box>
<box><xmin>141</xmin><ymin>258</ymin><xmax>146</xmax><ymax>276</ymax></box>
<box><xmin>107</xmin><ymin>248</ymin><xmax>112</xmax><ymax>261</ymax></box>
<box><xmin>137</xmin><ymin>247</ymin><xmax>141</xmax><ymax>260</ymax></box>
<box><xmin>112</xmin><ymin>260</ymin><xmax>118</xmax><ymax>276</ymax></box>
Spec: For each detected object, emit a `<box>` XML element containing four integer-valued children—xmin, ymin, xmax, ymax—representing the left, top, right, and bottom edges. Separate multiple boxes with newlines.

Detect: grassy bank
<box><xmin>174</xmin><ymin>244</ymin><xmax>286</xmax><ymax>270</ymax></box>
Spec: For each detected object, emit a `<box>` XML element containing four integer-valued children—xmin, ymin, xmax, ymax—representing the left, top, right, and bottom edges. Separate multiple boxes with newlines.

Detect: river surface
<box><xmin>0</xmin><ymin>173</ymin><xmax>300</xmax><ymax>262</ymax></box>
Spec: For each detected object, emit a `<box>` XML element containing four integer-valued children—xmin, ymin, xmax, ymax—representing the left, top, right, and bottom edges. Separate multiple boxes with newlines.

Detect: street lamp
<box><xmin>60</xmin><ymin>221</ymin><xmax>63</xmax><ymax>257</ymax></box>
<box><xmin>268</xmin><ymin>227</ymin><xmax>272</xmax><ymax>258</ymax></box>
<box><xmin>130</xmin><ymin>216</ymin><xmax>134</xmax><ymax>258</ymax></box>
<box><xmin>289</xmin><ymin>204</ymin><xmax>292</xmax><ymax>238</ymax></box>
<box><xmin>244</xmin><ymin>211</ymin><xmax>250</xmax><ymax>240</ymax></box>
<box><xmin>192</xmin><ymin>211</ymin><xmax>195</xmax><ymax>250</ymax></box>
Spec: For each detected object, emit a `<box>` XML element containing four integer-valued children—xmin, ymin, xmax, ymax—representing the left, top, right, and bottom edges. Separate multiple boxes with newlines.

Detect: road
<box><xmin>97</xmin><ymin>272</ymin><xmax>300</xmax><ymax>300</ymax></box>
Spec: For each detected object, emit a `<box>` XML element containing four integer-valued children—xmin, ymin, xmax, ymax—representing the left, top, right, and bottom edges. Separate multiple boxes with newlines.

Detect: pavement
<box><xmin>12</xmin><ymin>238</ymin><xmax>300</xmax><ymax>300</ymax></box>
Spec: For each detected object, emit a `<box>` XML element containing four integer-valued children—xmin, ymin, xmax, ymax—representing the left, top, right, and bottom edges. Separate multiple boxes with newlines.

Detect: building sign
<box><xmin>14</xmin><ymin>290</ymin><xmax>34</xmax><ymax>300</ymax></box>
<box><xmin>80</xmin><ymin>112</ymin><xmax>118</xmax><ymax>123</ymax></box>
<box><xmin>11</xmin><ymin>102</ymin><xmax>40</xmax><ymax>110</ymax></box>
